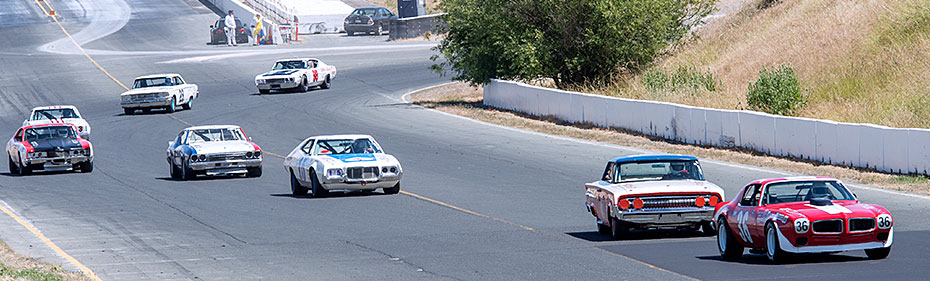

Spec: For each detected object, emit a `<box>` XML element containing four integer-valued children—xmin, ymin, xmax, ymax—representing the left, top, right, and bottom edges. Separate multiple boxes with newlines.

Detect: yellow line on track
<box><xmin>399</xmin><ymin>190</ymin><xmax>535</xmax><ymax>231</ymax></box>
<box><xmin>0</xmin><ymin>203</ymin><xmax>102</xmax><ymax>281</ymax></box>
<box><xmin>597</xmin><ymin>248</ymin><xmax>700</xmax><ymax>281</ymax></box>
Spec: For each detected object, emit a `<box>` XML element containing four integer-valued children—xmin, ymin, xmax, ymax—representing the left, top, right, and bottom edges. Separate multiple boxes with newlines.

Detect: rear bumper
<box><xmin>613</xmin><ymin>205</ymin><xmax>715</xmax><ymax>227</ymax></box>
<box><xmin>344</xmin><ymin>24</ymin><xmax>375</xmax><ymax>32</ymax></box>
<box><xmin>121</xmin><ymin>98</ymin><xmax>171</xmax><ymax>108</ymax></box>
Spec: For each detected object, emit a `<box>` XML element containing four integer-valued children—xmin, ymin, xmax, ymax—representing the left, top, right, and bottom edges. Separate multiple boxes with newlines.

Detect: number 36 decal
<box><xmin>794</xmin><ymin>218</ymin><xmax>810</xmax><ymax>233</ymax></box>
<box><xmin>877</xmin><ymin>214</ymin><xmax>893</xmax><ymax>229</ymax></box>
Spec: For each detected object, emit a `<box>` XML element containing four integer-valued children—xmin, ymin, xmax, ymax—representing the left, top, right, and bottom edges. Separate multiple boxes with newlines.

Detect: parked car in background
<box><xmin>23</xmin><ymin>105</ymin><xmax>91</xmax><ymax>140</ymax></box>
<box><xmin>344</xmin><ymin>7</ymin><xmax>396</xmax><ymax>36</ymax></box>
<box><xmin>210</xmin><ymin>17</ymin><xmax>249</xmax><ymax>45</ymax></box>
<box><xmin>283</xmin><ymin>134</ymin><xmax>402</xmax><ymax>197</ymax></box>
<box><xmin>254</xmin><ymin>58</ymin><xmax>337</xmax><ymax>94</ymax></box>
<box><xmin>167</xmin><ymin>125</ymin><xmax>263</xmax><ymax>180</ymax></box>
<box><xmin>6</xmin><ymin>123</ymin><xmax>93</xmax><ymax>175</ymax></box>
<box><xmin>585</xmin><ymin>154</ymin><xmax>725</xmax><ymax>239</ymax></box>
<box><xmin>714</xmin><ymin>177</ymin><xmax>893</xmax><ymax>263</ymax></box>
<box><xmin>120</xmin><ymin>74</ymin><xmax>198</xmax><ymax>115</ymax></box>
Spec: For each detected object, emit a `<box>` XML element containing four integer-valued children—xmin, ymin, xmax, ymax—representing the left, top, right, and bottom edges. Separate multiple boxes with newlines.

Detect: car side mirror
<box><xmin>168</xmin><ymin>141</ymin><xmax>175</xmax><ymax>147</ymax></box>
<box><xmin>249</xmin><ymin>137</ymin><xmax>253</xmax><ymax>141</ymax></box>
<box><xmin>210</xmin><ymin>25</ymin><xmax>214</xmax><ymax>28</ymax></box>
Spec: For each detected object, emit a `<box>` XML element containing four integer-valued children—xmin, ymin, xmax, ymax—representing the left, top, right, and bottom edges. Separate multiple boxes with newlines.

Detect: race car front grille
<box><xmin>812</xmin><ymin>219</ymin><xmax>843</xmax><ymax>234</ymax></box>
<box><xmin>266</xmin><ymin>78</ymin><xmax>287</xmax><ymax>84</ymax></box>
<box><xmin>346</xmin><ymin>167</ymin><xmax>379</xmax><ymax>180</ymax></box>
<box><xmin>129</xmin><ymin>93</ymin><xmax>159</xmax><ymax>101</ymax></box>
<box><xmin>849</xmin><ymin>218</ymin><xmax>875</xmax><ymax>232</ymax></box>
<box><xmin>206</xmin><ymin>154</ymin><xmax>247</xmax><ymax>162</ymax></box>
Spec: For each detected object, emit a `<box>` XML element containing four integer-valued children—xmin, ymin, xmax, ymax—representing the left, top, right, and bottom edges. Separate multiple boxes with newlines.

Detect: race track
<box><xmin>0</xmin><ymin>0</ymin><xmax>928</xmax><ymax>280</ymax></box>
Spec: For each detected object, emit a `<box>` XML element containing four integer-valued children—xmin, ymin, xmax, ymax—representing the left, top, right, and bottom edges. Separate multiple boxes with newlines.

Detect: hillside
<box><xmin>585</xmin><ymin>0</ymin><xmax>930</xmax><ymax>128</ymax></box>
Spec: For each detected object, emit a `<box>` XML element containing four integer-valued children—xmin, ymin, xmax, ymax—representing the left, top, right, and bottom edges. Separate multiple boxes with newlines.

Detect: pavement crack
<box><xmin>97</xmin><ymin>169</ymin><xmax>248</xmax><ymax>245</ymax></box>
<box><xmin>343</xmin><ymin>240</ymin><xmax>463</xmax><ymax>281</ymax></box>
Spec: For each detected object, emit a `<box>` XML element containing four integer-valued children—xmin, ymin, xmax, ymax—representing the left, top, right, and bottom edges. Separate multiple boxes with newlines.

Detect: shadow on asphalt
<box><xmin>0</xmin><ymin>170</ymin><xmax>78</xmax><ymax>177</ymax></box>
<box><xmin>567</xmin><ymin>228</ymin><xmax>711</xmax><ymax>242</ymax></box>
<box><xmin>269</xmin><ymin>190</ymin><xmax>388</xmax><ymax>199</ymax></box>
<box><xmin>696</xmin><ymin>253</ymin><xmax>867</xmax><ymax>265</ymax></box>
<box><xmin>249</xmin><ymin>87</ymin><xmax>324</xmax><ymax>96</ymax></box>
<box><xmin>154</xmin><ymin>175</ymin><xmax>256</xmax><ymax>182</ymax></box>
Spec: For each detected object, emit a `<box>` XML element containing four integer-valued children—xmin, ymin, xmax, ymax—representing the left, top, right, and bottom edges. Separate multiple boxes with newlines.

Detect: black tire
<box><xmin>181</xmin><ymin>96</ymin><xmax>193</xmax><ymax>110</ymax></box>
<box><xmin>141</xmin><ymin>108</ymin><xmax>151</xmax><ymax>114</ymax></box>
<box><xmin>321</xmin><ymin>76</ymin><xmax>331</xmax><ymax>89</ymax></box>
<box><xmin>347</xmin><ymin>31</ymin><xmax>354</xmax><ymax>36</ymax></box>
<box><xmin>597</xmin><ymin>223</ymin><xmax>611</xmax><ymax>236</ymax></box>
<box><xmin>765</xmin><ymin>222</ymin><xmax>788</xmax><ymax>263</ymax></box>
<box><xmin>8</xmin><ymin>155</ymin><xmax>19</xmax><ymax>175</ymax></box>
<box><xmin>124</xmin><ymin>108</ymin><xmax>134</xmax><ymax>115</ymax></box>
<box><xmin>865</xmin><ymin>247</ymin><xmax>891</xmax><ymax>259</ymax></box>
<box><xmin>169</xmin><ymin>161</ymin><xmax>181</xmax><ymax>179</ymax></box>
<box><xmin>297</xmin><ymin>76</ymin><xmax>308</xmax><ymax>92</ymax></box>
<box><xmin>181</xmin><ymin>159</ymin><xmax>195</xmax><ymax>180</ymax></box>
<box><xmin>610</xmin><ymin>218</ymin><xmax>628</xmax><ymax>240</ymax></box>
<box><xmin>310</xmin><ymin>171</ymin><xmax>328</xmax><ymax>197</ymax></box>
<box><xmin>259</xmin><ymin>89</ymin><xmax>270</xmax><ymax>95</ymax></box>
<box><xmin>290</xmin><ymin>171</ymin><xmax>308</xmax><ymax>196</ymax></box>
<box><xmin>247</xmin><ymin>166</ymin><xmax>262</xmax><ymax>178</ymax></box>
<box><xmin>166</xmin><ymin>97</ymin><xmax>177</xmax><ymax>113</ymax></box>
<box><xmin>79</xmin><ymin>161</ymin><xmax>93</xmax><ymax>173</ymax></box>
<box><xmin>701</xmin><ymin>221</ymin><xmax>715</xmax><ymax>236</ymax></box>
<box><xmin>383</xmin><ymin>182</ymin><xmax>400</xmax><ymax>194</ymax></box>
<box><xmin>718</xmin><ymin>217</ymin><xmax>744</xmax><ymax>259</ymax></box>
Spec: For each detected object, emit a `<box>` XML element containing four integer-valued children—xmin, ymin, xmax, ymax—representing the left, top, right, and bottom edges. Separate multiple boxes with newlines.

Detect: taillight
<box><xmin>367</xmin><ymin>19</ymin><xmax>373</xmax><ymax>25</ymax></box>
<box><xmin>618</xmin><ymin>199</ymin><xmax>630</xmax><ymax>210</ymax></box>
<box><xmin>240</xmin><ymin>28</ymin><xmax>246</xmax><ymax>32</ymax></box>
<box><xmin>344</xmin><ymin>19</ymin><xmax>349</xmax><ymax>24</ymax></box>
<box><xmin>632</xmin><ymin>198</ymin><xmax>644</xmax><ymax>209</ymax></box>
<box><xmin>709</xmin><ymin>196</ymin><xmax>719</xmax><ymax>206</ymax></box>
<box><xmin>215</xmin><ymin>30</ymin><xmax>223</xmax><ymax>34</ymax></box>
<box><xmin>695</xmin><ymin>197</ymin><xmax>706</xmax><ymax>207</ymax></box>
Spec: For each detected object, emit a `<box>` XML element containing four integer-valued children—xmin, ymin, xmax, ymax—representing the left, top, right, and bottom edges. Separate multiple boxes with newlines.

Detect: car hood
<box><xmin>259</xmin><ymin>69</ymin><xmax>301</xmax><ymax>77</ymax></box>
<box><xmin>188</xmin><ymin>141</ymin><xmax>256</xmax><ymax>155</ymax></box>
<box><xmin>28</xmin><ymin>137</ymin><xmax>85</xmax><ymax>151</ymax></box>
<box><xmin>320</xmin><ymin>153</ymin><xmax>399</xmax><ymax>167</ymax></box>
<box><xmin>604</xmin><ymin>179</ymin><xmax>724</xmax><ymax>197</ymax></box>
<box><xmin>772</xmin><ymin>201</ymin><xmax>887</xmax><ymax>219</ymax></box>
<box><xmin>121</xmin><ymin>86</ymin><xmax>174</xmax><ymax>96</ymax></box>
<box><xmin>24</xmin><ymin>119</ymin><xmax>88</xmax><ymax>127</ymax></box>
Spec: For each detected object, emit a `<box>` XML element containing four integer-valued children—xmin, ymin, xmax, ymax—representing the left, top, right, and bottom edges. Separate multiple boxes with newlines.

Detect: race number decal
<box><xmin>877</xmin><ymin>214</ymin><xmax>892</xmax><ymax>229</ymax></box>
<box><xmin>794</xmin><ymin>218</ymin><xmax>810</xmax><ymax>233</ymax></box>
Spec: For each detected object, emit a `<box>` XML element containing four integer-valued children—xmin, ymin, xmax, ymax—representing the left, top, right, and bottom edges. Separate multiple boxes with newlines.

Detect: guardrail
<box><xmin>484</xmin><ymin>79</ymin><xmax>930</xmax><ymax>175</ymax></box>
<box><xmin>389</xmin><ymin>13</ymin><xmax>446</xmax><ymax>40</ymax></box>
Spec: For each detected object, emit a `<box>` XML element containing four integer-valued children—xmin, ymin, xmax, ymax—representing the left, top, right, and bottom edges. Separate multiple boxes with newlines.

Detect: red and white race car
<box><xmin>714</xmin><ymin>176</ymin><xmax>893</xmax><ymax>262</ymax></box>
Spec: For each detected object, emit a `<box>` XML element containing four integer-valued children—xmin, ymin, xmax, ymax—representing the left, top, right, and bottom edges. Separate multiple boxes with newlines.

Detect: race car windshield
<box><xmin>186</xmin><ymin>128</ymin><xmax>244</xmax><ymax>143</ymax></box>
<box><xmin>133</xmin><ymin>77</ymin><xmax>174</xmax><ymax>89</ymax></box>
<box><xmin>273</xmin><ymin>61</ymin><xmax>305</xmax><ymax>70</ymax></box>
<box><xmin>352</xmin><ymin>8</ymin><xmax>377</xmax><ymax>16</ymax></box>
<box><xmin>32</xmin><ymin>108</ymin><xmax>79</xmax><ymax>120</ymax></box>
<box><xmin>24</xmin><ymin>126</ymin><xmax>76</xmax><ymax>141</ymax></box>
<box><xmin>764</xmin><ymin>180</ymin><xmax>855</xmax><ymax>204</ymax></box>
<box><xmin>617</xmin><ymin>160</ymin><xmax>704</xmax><ymax>182</ymax></box>
<box><xmin>314</xmin><ymin>139</ymin><xmax>382</xmax><ymax>155</ymax></box>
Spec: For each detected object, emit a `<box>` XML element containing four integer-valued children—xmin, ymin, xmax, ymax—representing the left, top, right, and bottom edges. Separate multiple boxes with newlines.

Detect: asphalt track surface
<box><xmin>0</xmin><ymin>0</ymin><xmax>928</xmax><ymax>280</ymax></box>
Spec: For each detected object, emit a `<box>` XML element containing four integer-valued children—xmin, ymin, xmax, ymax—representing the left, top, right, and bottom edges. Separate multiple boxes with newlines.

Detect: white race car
<box><xmin>283</xmin><ymin>134</ymin><xmax>401</xmax><ymax>197</ymax></box>
<box><xmin>167</xmin><ymin>125</ymin><xmax>263</xmax><ymax>180</ymax></box>
<box><xmin>23</xmin><ymin>105</ymin><xmax>91</xmax><ymax>140</ymax></box>
<box><xmin>254</xmin><ymin>58</ymin><xmax>337</xmax><ymax>94</ymax></box>
<box><xmin>120</xmin><ymin>74</ymin><xmax>198</xmax><ymax>115</ymax></box>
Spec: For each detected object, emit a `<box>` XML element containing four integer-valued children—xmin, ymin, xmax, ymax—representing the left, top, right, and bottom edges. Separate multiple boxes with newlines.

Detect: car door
<box><xmin>732</xmin><ymin>184</ymin><xmax>763</xmax><ymax>246</ymax></box>
<box><xmin>595</xmin><ymin>162</ymin><xmax>617</xmax><ymax>223</ymax></box>
<box><xmin>306</xmin><ymin>60</ymin><xmax>320</xmax><ymax>84</ymax></box>
<box><xmin>9</xmin><ymin>129</ymin><xmax>24</xmax><ymax>163</ymax></box>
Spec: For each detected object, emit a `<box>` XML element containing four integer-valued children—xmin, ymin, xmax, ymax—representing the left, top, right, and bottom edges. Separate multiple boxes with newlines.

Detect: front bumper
<box><xmin>776</xmin><ymin>226</ymin><xmax>893</xmax><ymax>253</ymax></box>
<box><xmin>256</xmin><ymin>81</ymin><xmax>299</xmax><ymax>90</ymax></box>
<box><xmin>189</xmin><ymin>159</ymin><xmax>262</xmax><ymax>171</ymax></box>
<box><xmin>612</xmin><ymin>205</ymin><xmax>715</xmax><ymax>227</ymax></box>
<box><xmin>26</xmin><ymin>155</ymin><xmax>91</xmax><ymax>167</ymax></box>
<box><xmin>320</xmin><ymin>172</ymin><xmax>402</xmax><ymax>191</ymax></box>
<box><xmin>121</xmin><ymin>98</ymin><xmax>171</xmax><ymax>108</ymax></box>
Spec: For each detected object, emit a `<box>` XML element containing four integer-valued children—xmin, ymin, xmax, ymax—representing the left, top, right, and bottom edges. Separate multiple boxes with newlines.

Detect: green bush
<box><xmin>641</xmin><ymin>66</ymin><xmax>716</xmax><ymax>93</ymax></box>
<box><xmin>431</xmin><ymin>0</ymin><xmax>716</xmax><ymax>88</ymax></box>
<box><xmin>746</xmin><ymin>65</ymin><xmax>805</xmax><ymax>115</ymax></box>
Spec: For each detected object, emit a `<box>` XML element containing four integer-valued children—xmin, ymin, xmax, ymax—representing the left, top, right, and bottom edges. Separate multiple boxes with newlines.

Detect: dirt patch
<box><xmin>410</xmin><ymin>82</ymin><xmax>930</xmax><ymax>195</ymax></box>
<box><xmin>0</xmin><ymin>240</ymin><xmax>90</xmax><ymax>281</ymax></box>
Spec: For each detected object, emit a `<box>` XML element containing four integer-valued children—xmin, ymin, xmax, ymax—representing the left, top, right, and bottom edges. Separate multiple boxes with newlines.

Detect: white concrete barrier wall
<box><xmin>483</xmin><ymin>79</ymin><xmax>930</xmax><ymax>175</ymax></box>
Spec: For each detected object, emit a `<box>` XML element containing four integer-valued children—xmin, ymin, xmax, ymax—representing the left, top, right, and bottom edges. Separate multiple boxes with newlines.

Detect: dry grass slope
<box><xmin>584</xmin><ymin>0</ymin><xmax>930</xmax><ymax>128</ymax></box>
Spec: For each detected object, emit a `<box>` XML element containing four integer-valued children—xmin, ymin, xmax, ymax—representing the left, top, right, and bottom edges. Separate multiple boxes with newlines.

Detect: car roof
<box><xmin>20</xmin><ymin>123</ymin><xmax>76</xmax><ymax>130</ymax></box>
<box><xmin>309</xmin><ymin>134</ymin><xmax>374</xmax><ymax>140</ymax></box>
<box><xmin>31</xmin><ymin>105</ymin><xmax>78</xmax><ymax>111</ymax></box>
<box><xmin>750</xmin><ymin>176</ymin><xmax>838</xmax><ymax>186</ymax></box>
<box><xmin>355</xmin><ymin>6</ymin><xmax>385</xmax><ymax>9</ymax></box>
<box><xmin>184</xmin><ymin>125</ymin><xmax>242</xmax><ymax>131</ymax></box>
<box><xmin>609</xmin><ymin>154</ymin><xmax>698</xmax><ymax>163</ymax></box>
<box><xmin>134</xmin><ymin>73</ymin><xmax>180</xmax><ymax>80</ymax></box>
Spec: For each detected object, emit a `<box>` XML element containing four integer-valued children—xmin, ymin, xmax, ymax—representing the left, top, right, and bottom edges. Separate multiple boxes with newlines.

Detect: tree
<box><xmin>432</xmin><ymin>0</ymin><xmax>715</xmax><ymax>88</ymax></box>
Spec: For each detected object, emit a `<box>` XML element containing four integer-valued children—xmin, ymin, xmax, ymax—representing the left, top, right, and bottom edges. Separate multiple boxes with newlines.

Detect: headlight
<box><xmin>326</xmin><ymin>168</ymin><xmax>344</xmax><ymax>178</ymax></box>
<box><xmin>159</xmin><ymin>92</ymin><xmax>170</xmax><ymax>98</ymax></box>
<box><xmin>381</xmin><ymin>166</ymin><xmax>398</xmax><ymax>174</ymax></box>
<box><xmin>256</xmin><ymin>79</ymin><xmax>265</xmax><ymax>84</ymax></box>
<box><xmin>190</xmin><ymin>154</ymin><xmax>198</xmax><ymax>161</ymax></box>
<box><xmin>84</xmin><ymin>148</ymin><xmax>91</xmax><ymax>156</ymax></box>
<box><xmin>28</xmin><ymin>152</ymin><xmax>46</xmax><ymax>158</ymax></box>
<box><xmin>121</xmin><ymin>95</ymin><xmax>130</xmax><ymax>102</ymax></box>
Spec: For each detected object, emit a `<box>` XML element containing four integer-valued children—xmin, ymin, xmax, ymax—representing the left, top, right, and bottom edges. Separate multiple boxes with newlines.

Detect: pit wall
<box><xmin>484</xmin><ymin>79</ymin><xmax>930</xmax><ymax>175</ymax></box>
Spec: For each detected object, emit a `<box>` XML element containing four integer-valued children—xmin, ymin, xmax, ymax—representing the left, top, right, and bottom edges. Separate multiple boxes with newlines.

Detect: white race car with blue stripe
<box><xmin>283</xmin><ymin>134</ymin><xmax>402</xmax><ymax>197</ymax></box>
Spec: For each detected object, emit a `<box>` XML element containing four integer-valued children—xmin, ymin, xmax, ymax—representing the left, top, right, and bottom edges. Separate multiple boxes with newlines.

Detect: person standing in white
<box><xmin>224</xmin><ymin>10</ymin><xmax>237</xmax><ymax>46</ymax></box>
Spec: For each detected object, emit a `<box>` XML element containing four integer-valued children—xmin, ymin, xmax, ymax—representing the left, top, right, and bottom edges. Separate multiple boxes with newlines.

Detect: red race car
<box><xmin>713</xmin><ymin>176</ymin><xmax>892</xmax><ymax>262</ymax></box>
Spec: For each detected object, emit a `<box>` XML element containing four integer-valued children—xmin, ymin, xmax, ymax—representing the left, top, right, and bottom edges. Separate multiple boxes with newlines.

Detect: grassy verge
<box><xmin>0</xmin><ymin>241</ymin><xmax>89</xmax><ymax>281</ymax></box>
<box><xmin>410</xmin><ymin>82</ymin><xmax>930</xmax><ymax>195</ymax></box>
